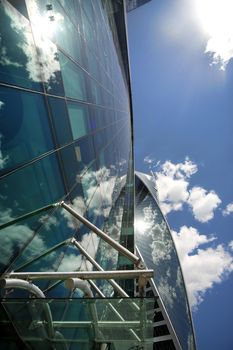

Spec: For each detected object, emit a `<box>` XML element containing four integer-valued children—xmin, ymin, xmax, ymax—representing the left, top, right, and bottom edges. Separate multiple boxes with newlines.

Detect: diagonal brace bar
<box><xmin>71</xmin><ymin>238</ymin><xmax>128</xmax><ymax>297</ymax></box>
<box><xmin>60</xmin><ymin>201</ymin><xmax>142</xmax><ymax>267</ymax></box>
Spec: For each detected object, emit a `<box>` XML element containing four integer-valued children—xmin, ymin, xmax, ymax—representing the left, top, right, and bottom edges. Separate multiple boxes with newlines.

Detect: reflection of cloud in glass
<box><xmin>81</xmin><ymin>166</ymin><xmax>118</xmax><ymax>218</ymax></box>
<box><xmin>57</xmin><ymin>253</ymin><xmax>82</xmax><ymax>272</ymax></box>
<box><xmin>0</xmin><ymin>100</ymin><xmax>5</xmax><ymax>110</ymax></box>
<box><xmin>61</xmin><ymin>196</ymin><xmax>86</xmax><ymax>229</ymax></box>
<box><xmin>137</xmin><ymin>205</ymin><xmax>173</xmax><ymax>263</ymax></box>
<box><xmin>0</xmin><ymin>133</ymin><xmax>9</xmax><ymax>169</ymax></box>
<box><xmin>0</xmin><ymin>208</ymin><xmax>47</xmax><ymax>265</ymax></box>
<box><xmin>80</xmin><ymin>232</ymin><xmax>99</xmax><ymax>260</ymax></box>
<box><xmin>58</xmin><ymin>233</ymin><xmax>99</xmax><ymax>272</ymax></box>
<box><xmin>2</xmin><ymin>0</ymin><xmax>61</xmax><ymax>83</ymax></box>
<box><xmin>157</xmin><ymin>275</ymin><xmax>177</xmax><ymax>308</ymax></box>
<box><xmin>38</xmin><ymin>215</ymin><xmax>58</xmax><ymax>231</ymax></box>
<box><xmin>0</xmin><ymin>36</ymin><xmax>22</xmax><ymax>67</ymax></box>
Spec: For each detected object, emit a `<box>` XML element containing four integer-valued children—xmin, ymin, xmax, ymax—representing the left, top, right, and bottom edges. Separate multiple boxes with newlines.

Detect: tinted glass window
<box><xmin>67</xmin><ymin>102</ymin><xmax>89</xmax><ymax>140</ymax></box>
<box><xmin>0</xmin><ymin>86</ymin><xmax>54</xmax><ymax>173</ymax></box>
<box><xmin>59</xmin><ymin>52</ymin><xmax>87</xmax><ymax>101</ymax></box>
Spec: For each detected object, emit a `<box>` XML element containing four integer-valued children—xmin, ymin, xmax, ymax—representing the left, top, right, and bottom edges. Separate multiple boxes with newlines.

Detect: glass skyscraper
<box><xmin>135</xmin><ymin>172</ymin><xmax>196</xmax><ymax>349</ymax></box>
<box><xmin>0</xmin><ymin>1</ymin><xmax>195</xmax><ymax>349</ymax></box>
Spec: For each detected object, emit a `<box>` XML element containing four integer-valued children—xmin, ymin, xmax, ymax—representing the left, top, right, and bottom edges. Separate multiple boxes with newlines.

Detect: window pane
<box><xmin>0</xmin><ymin>154</ymin><xmax>64</xmax><ymax>220</ymax></box>
<box><xmin>67</xmin><ymin>102</ymin><xmax>89</xmax><ymax>140</ymax></box>
<box><xmin>0</xmin><ymin>1</ymin><xmax>43</xmax><ymax>90</ymax></box>
<box><xmin>0</xmin><ymin>86</ymin><xmax>54</xmax><ymax>173</ymax></box>
<box><xmin>48</xmin><ymin>97</ymin><xmax>72</xmax><ymax>146</ymax></box>
<box><xmin>59</xmin><ymin>52</ymin><xmax>87</xmax><ymax>101</ymax></box>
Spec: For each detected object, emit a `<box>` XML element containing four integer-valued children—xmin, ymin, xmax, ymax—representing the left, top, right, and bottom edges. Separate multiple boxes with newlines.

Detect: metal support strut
<box><xmin>6</xmin><ymin>270</ymin><xmax>153</xmax><ymax>281</ymax></box>
<box><xmin>60</xmin><ymin>201</ymin><xmax>144</xmax><ymax>268</ymax></box>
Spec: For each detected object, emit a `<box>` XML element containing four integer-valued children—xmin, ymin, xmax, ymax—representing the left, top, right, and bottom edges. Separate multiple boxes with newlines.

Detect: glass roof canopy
<box><xmin>2</xmin><ymin>298</ymin><xmax>154</xmax><ymax>350</ymax></box>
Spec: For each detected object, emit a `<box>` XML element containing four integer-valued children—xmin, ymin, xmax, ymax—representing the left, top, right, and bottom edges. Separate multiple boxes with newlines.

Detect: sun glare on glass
<box><xmin>135</xmin><ymin>219</ymin><xmax>147</xmax><ymax>234</ymax></box>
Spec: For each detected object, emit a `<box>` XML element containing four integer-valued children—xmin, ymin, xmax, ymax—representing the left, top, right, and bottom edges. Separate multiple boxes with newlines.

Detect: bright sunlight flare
<box><xmin>195</xmin><ymin>0</ymin><xmax>233</xmax><ymax>69</ymax></box>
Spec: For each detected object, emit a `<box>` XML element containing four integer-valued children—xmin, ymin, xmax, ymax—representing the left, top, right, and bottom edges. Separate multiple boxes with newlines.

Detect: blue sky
<box><xmin>127</xmin><ymin>1</ymin><xmax>233</xmax><ymax>349</ymax></box>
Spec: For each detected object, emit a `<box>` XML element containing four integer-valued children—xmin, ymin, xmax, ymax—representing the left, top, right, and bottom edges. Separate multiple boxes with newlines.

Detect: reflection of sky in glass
<box><xmin>135</xmin><ymin>172</ymin><xmax>195</xmax><ymax>350</ymax></box>
<box><xmin>0</xmin><ymin>0</ymin><xmax>133</xmax><ymax>306</ymax></box>
<box><xmin>0</xmin><ymin>0</ymin><xmax>61</xmax><ymax>86</ymax></box>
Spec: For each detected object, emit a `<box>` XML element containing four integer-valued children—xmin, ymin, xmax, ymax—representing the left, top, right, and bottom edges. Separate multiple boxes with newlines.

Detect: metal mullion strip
<box><xmin>0</xmin><ymin>82</ymin><xmax>129</xmax><ymax>114</ymax></box>
<box><xmin>57</xmin><ymin>45</ymin><xmax>115</xmax><ymax>100</ymax></box>
<box><xmin>48</xmin><ymin>1</ymin><xmax>129</xmax><ymax>106</ymax></box>
<box><xmin>0</xmin><ymin>117</ymin><xmax>125</xmax><ymax>181</ymax></box>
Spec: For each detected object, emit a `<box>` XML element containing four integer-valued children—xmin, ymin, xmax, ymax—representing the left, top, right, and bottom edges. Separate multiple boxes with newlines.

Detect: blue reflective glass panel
<box><xmin>0</xmin><ymin>1</ymin><xmax>43</xmax><ymax>90</ymax></box>
<box><xmin>48</xmin><ymin>97</ymin><xmax>72</xmax><ymax>146</ymax></box>
<box><xmin>0</xmin><ymin>87</ymin><xmax>54</xmax><ymax>173</ymax></box>
<box><xmin>67</xmin><ymin>102</ymin><xmax>89</xmax><ymax>140</ymax></box>
<box><xmin>59</xmin><ymin>53</ymin><xmax>87</xmax><ymax>101</ymax></box>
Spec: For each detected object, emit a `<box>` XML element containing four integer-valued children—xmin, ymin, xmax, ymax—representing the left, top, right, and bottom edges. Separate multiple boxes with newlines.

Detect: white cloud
<box><xmin>188</xmin><ymin>187</ymin><xmax>221</xmax><ymax>222</ymax></box>
<box><xmin>229</xmin><ymin>241</ymin><xmax>233</xmax><ymax>251</ymax></box>
<box><xmin>147</xmin><ymin>158</ymin><xmax>222</xmax><ymax>222</ymax></box>
<box><xmin>195</xmin><ymin>0</ymin><xmax>233</xmax><ymax>70</ymax></box>
<box><xmin>172</xmin><ymin>226</ymin><xmax>233</xmax><ymax>308</ymax></box>
<box><xmin>222</xmin><ymin>202</ymin><xmax>233</xmax><ymax>216</ymax></box>
<box><xmin>144</xmin><ymin>155</ymin><xmax>155</xmax><ymax>164</ymax></box>
<box><xmin>155</xmin><ymin>158</ymin><xmax>197</xmax><ymax>215</ymax></box>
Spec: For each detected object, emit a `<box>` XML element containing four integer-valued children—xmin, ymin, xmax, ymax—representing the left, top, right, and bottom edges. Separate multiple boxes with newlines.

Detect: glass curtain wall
<box><xmin>135</xmin><ymin>172</ymin><xmax>196</xmax><ymax>350</ymax></box>
<box><xmin>0</xmin><ymin>0</ymin><xmax>135</xmax><ymax>348</ymax></box>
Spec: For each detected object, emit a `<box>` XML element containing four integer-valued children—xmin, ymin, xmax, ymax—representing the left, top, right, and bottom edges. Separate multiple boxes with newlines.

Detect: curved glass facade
<box><xmin>135</xmin><ymin>172</ymin><xmax>196</xmax><ymax>350</ymax></box>
<box><xmin>0</xmin><ymin>1</ymin><xmax>138</xmax><ymax>348</ymax></box>
<box><xmin>0</xmin><ymin>1</ymin><xmax>196</xmax><ymax>349</ymax></box>
<box><xmin>0</xmin><ymin>0</ymin><xmax>133</xmax><ymax>286</ymax></box>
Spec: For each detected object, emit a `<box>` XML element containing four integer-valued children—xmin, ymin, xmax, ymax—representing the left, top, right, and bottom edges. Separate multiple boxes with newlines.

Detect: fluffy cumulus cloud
<box><xmin>146</xmin><ymin>157</ymin><xmax>222</xmax><ymax>222</ymax></box>
<box><xmin>155</xmin><ymin>157</ymin><xmax>197</xmax><ymax>215</ymax></box>
<box><xmin>188</xmin><ymin>187</ymin><xmax>221</xmax><ymax>223</ymax></box>
<box><xmin>172</xmin><ymin>226</ymin><xmax>233</xmax><ymax>308</ymax></box>
<box><xmin>222</xmin><ymin>202</ymin><xmax>233</xmax><ymax>216</ymax></box>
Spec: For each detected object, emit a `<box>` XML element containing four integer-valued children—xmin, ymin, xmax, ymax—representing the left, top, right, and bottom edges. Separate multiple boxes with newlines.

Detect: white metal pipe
<box><xmin>60</xmin><ymin>201</ymin><xmax>142</xmax><ymax>266</ymax></box>
<box><xmin>37</xmin><ymin>321</ymin><xmax>145</xmax><ymax>328</ymax></box>
<box><xmin>88</xmin><ymin>280</ymin><xmax>106</xmax><ymax>298</ymax></box>
<box><xmin>0</xmin><ymin>278</ymin><xmax>45</xmax><ymax>298</ymax></box>
<box><xmin>72</xmin><ymin>238</ymin><xmax>129</xmax><ymax>297</ymax></box>
<box><xmin>7</xmin><ymin>270</ymin><xmax>153</xmax><ymax>281</ymax></box>
<box><xmin>65</xmin><ymin>278</ymin><xmax>93</xmax><ymax>297</ymax></box>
